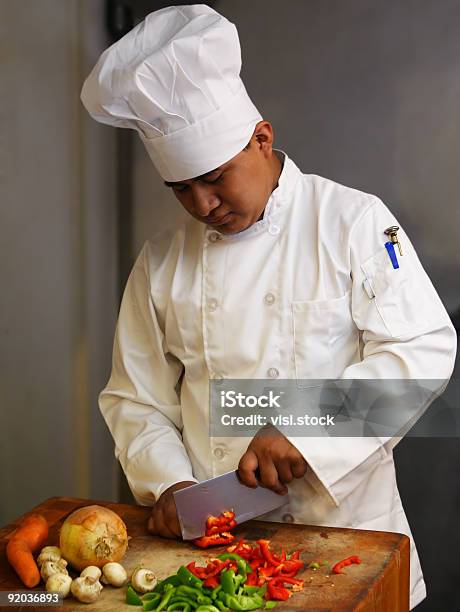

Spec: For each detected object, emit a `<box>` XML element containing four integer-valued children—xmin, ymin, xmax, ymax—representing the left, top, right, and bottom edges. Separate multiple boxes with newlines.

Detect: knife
<box><xmin>173</xmin><ymin>470</ymin><xmax>289</xmax><ymax>540</ymax></box>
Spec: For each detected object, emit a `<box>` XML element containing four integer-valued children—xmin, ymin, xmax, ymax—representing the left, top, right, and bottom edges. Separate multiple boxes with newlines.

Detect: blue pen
<box><xmin>385</xmin><ymin>241</ymin><xmax>399</xmax><ymax>269</ymax></box>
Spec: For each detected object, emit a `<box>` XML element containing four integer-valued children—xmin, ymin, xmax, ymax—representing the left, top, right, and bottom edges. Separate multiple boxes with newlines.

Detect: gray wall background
<box><xmin>0</xmin><ymin>0</ymin><xmax>120</xmax><ymax>522</ymax></box>
<box><xmin>1</xmin><ymin>0</ymin><xmax>459</xmax><ymax>609</ymax></box>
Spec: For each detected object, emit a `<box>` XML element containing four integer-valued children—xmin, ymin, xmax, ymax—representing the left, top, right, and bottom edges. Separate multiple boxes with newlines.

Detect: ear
<box><xmin>252</xmin><ymin>121</ymin><xmax>274</xmax><ymax>158</ymax></box>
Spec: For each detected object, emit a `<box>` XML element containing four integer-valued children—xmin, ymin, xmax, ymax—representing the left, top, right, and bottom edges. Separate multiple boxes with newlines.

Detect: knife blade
<box><xmin>173</xmin><ymin>470</ymin><xmax>289</xmax><ymax>540</ymax></box>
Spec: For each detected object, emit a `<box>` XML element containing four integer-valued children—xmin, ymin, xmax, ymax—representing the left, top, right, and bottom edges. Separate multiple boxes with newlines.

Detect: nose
<box><xmin>191</xmin><ymin>184</ymin><xmax>220</xmax><ymax>217</ymax></box>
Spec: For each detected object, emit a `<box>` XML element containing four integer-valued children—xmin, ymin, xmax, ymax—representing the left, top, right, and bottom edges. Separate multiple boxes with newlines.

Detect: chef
<box><xmin>81</xmin><ymin>5</ymin><xmax>456</xmax><ymax>609</ymax></box>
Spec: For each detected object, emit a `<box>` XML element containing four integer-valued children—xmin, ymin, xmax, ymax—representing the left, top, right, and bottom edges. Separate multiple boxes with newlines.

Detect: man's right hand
<box><xmin>147</xmin><ymin>480</ymin><xmax>197</xmax><ymax>539</ymax></box>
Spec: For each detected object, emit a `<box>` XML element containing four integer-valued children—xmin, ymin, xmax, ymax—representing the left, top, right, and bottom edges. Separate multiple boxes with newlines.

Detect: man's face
<box><xmin>164</xmin><ymin>131</ymin><xmax>278</xmax><ymax>234</ymax></box>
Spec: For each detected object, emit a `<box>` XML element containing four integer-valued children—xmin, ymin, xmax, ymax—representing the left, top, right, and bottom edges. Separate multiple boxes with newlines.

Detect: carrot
<box><xmin>6</xmin><ymin>514</ymin><xmax>49</xmax><ymax>587</ymax></box>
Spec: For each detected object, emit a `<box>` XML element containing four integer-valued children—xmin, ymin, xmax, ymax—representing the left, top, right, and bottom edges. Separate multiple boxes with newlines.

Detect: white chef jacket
<box><xmin>99</xmin><ymin>150</ymin><xmax>457</xmax><ymax>609</ymax></box>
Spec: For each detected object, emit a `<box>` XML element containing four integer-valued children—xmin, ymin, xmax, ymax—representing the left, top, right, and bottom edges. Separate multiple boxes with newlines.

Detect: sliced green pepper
<box><xmin>126</xmin><ymin>585</ymin><xmax>143</xmax><ymax>606</ymax></box>
<box><xmin>236</xmin><ymin>560</ymin><xmax>248</xmax><ymax>583</ymax></box>
<box><xmin>155</xmin><ymin>575</ymin><xmax>182</xmax><ymax>593</ymax></box>
<box><xmin>167</xmin><ymin>604</ymin><xmax>191</xmax><ymax>612</ymax></box>
<box><xmin>178</xmin><ymin>565</ymin><xmax>204</xmax><ymax>588</ymax></box>
<box><xmin>210</xmin><ymin>585</ymin><xmax>222</xmax><ymax>600</ymax></box>
<box><xmin>242</xmin><ymin>586</ymin><xmax>266</xmax><ymax>596</ymax></box>
<box><xmin>196</xmin><ymin>594</ymin><xmax>212</xmax><ymax>605</ymax></box>
<box><xmin>214</xmin><ymin>602</ymin><xmax>229</xmax><ymax>612</ymax></box>
<box><xmin>218</xmin><ymin>591</ymin><xmax>264</xmax><ymax>611</ymax></box>
<box><xmin>143</xmin><ymin>598</ymin><xmax>161</xmax><ymax>612</ymax></box>
<box><xmin>169</xmin><ymin>596</ymin><xmax>199</xmax><ymax>609</ymax></box>
<box><xmin>217</xmin><ymin>553</ymin><xmax>252</xmax><ymax>574</ymax></box>
<box><xmin>143</xmin><ymin>592</ymin><xmax>163</xmax><ymax>602</ymax></box>
<box><xmin>194</xmin><ymin>606</ymin><xmax>220</xmax><ymax>612</ymax></box>
<box><xmin>265</xmin><ymin>602</ymin><xmax>278</xmax><ymax>609</ymax></box>
<box><xmin>176</xmin><ymin>585</ymin><xmax>205</xmax><ymax>599</ymax></box>
<box><xmin>220</xmin><ymin>569</ymin><xmax>236</xmax><ymax>596</ymax></box>
<box><xmin>156</xmin><ymin>585</ymin><xmax>177</xmax><ymax>611</ymax></box>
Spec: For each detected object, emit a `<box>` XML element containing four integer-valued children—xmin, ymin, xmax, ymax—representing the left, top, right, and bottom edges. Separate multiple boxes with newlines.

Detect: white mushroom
<box><xmin>130</xmin><ymin>567</ymin><xmax>157</xmax><ymax>593</ymax></box>
<box><xmin>80</xmin><ymin>566</ymin><xmax>102</xmax><ymax>581</ymax></box>
<box><xmin>40</xmin><ymin>559</ymin><xmax>68</xmax><ymax>582</ymax></box>
<box><xmin>37</xmin><ymin>546</ymin><xmax>62</xmax><ymax>566</ymax></box>
<box><xmin>45</xmin><ymin>573</ymin><xmax>72</xmax><ymax>598</ymax></box>
<box><xmin>71</xmin><ymin>576</ymin><xmax>103</xmax><ymax>603</ymax></box>
<box><xmin>101</xmin><ymin>562</ymin><xmax>128</xmax><ymax>587</ymax></box>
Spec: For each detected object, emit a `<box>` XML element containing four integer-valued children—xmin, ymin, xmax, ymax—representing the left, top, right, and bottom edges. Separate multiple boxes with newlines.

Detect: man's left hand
<box><xmin>238</xmin><ymin>425</ymin><xmax>308</xmax><ymax>495</ymax></box>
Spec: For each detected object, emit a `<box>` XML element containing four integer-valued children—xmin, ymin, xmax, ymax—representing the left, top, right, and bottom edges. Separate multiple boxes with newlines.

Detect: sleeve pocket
<box><xmin>360</xmin><ymin>246</ymin><xmax>420</xmax><ymax>337</ymax></box>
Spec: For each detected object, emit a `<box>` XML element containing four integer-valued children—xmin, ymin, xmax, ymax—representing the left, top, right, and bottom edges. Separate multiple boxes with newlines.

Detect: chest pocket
<box><xmin>292</xmin><ymin>291</ymin><xmax>355</xmax><ymax>382</ymax></box>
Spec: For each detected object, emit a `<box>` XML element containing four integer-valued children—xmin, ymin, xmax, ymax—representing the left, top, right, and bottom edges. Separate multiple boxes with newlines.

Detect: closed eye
<box><xmin>172</xmin><ymin>183</ymin><xmax>189</xmax><ymax>193</ymax></box>
<box><xmin>202</xmin><ymin>173</ymin><xmax>224</xmax><ymax>184</ymax></box>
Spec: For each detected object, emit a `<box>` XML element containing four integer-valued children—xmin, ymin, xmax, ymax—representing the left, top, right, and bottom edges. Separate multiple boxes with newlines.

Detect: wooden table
<box><xmin>0</xmin><ymin>497</ymin><xmax>409</xmax><ymax>611</ymax></box>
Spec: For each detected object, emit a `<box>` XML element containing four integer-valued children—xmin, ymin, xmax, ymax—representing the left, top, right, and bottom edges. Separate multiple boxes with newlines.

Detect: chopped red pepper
<box><xmin>332</xmin><ymin>555</ymin><xmax>361</xmax><ymax>574</ymax></box>
<box><xmin>203</xmin><ymin>575</ymin><xmax>220</xmax><ymax>588</ymax></box>
<box><xmin>259</xmin><ymin>565</ymin><xmax>275</xmax><ymax>578</ymax></box>
<box><xmin>228</xmin><ymin>539</ymin><xmax>253</xmax><ymax>556</ymax></box>
<box><xmin>193</xmin><ymin>511</ymin><xmax>238</xmax><ymax>548</ymax></box>
<box><xmin>267</xmin><ymin>576</ymin><xmax>304</xmax><ymax>599</ymax></box>
<box><xmin>257</xmin><ymin>539</ymin><xmax>281</xmax><ymax>565</ymax></box>
<box><xmin>193</xmin><ymin>531</ymin><xmax>236</xmax><ymax>548</ymax></box>
<box><xmin>245</xmin><ymin>571</ymin><xmax>259</xmax><ymax>586</ymax></box>
<box><xmin>266</xmin><ymin>580</ymin><xmax>290</xmax><ymax>601</ymax></box>
<box><xmin>273</xmin><ymin>558</ymin><xmax>304</xmax><ymax>576</ymax></box>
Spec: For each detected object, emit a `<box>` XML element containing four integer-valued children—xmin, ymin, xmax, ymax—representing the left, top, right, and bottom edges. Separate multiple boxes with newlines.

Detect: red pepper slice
<box><xmin>332</xmin><ymin>555</ymin><xmax>361</xmax><ymax>574</ymax></box>
<box><xmin>266</xmin><ymin>581</ymin><xmax>290</xmax><ymax>601</ymax></box>
<box><xmin>203</xmin><ymin>575</ymin><xmax>220</xmax><ymax>588</ymax></box>
<box><xmin>273</xmin><ymin>558</ymin><xmax>304</xmax><ymax>575</ymax></box>
<box><xmin>245</xmin><ymin>572</ymin><xmax>259</xmax><ymax>586</ymax></box>
<box><xmin>193</xmin><ymin>532</ymin><xmax>236</xmax><ymax>549</ymax></box>
<box><xmin>270</xmin><ymin>577</ymin><xmax>304</xmax><ymax>587</ymax></box>
<box><xmin>257</xmin><ymin>539</ymin><xmax>281</xmax><ymax>565</ymax></box>
<box><xmin>186</xmin><ymin>561</ymin><xmax>208</xmax><ymax>578</ymax></box>
<box><xmin>259</xmin><ymin>565</ymin><xmax>275</xmax><ymax>578</ymax></box>
<box><xmin>206</xmin><ymin>511</ymin><xmax>235</xmax><ymax>530</ymax></box>
<box><xmin>267</xmin><ymin>576</ymin><xmax>304</xmax><ymax>599</ymax></box>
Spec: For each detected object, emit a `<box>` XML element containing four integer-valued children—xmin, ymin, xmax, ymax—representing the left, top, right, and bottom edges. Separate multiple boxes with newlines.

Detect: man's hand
<box><xmin>238</xmin><ymin>425</ymin><xmax>308</xmax><ymax>495</ymax></box>
<box><xmin>147</xmin><ymin>480</ymin><xmax>196</xmax><ymax>539</ymax></box>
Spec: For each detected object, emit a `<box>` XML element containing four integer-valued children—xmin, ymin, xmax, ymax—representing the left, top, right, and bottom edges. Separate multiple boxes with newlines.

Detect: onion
<box><xmin>59</xmin><ymin>505</ymin><xmax>128</xmax><ymax>571</ymax></box>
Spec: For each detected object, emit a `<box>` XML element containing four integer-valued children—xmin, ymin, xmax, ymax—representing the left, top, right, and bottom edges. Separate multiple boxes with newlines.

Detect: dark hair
<box><xmin>243</xmin><ymin>139</ymin><xmax>251</xmax><ymax>151</ymax></box>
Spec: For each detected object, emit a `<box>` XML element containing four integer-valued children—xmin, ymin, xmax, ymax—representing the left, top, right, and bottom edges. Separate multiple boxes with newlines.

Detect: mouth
<box><xmin>206</xmin><ymin>212</ymin><xmax>233</xmax><ymax>226</ymax></box>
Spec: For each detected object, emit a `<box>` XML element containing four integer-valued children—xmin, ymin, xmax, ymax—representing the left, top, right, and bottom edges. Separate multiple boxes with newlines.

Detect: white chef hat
<box><xmin>80</xmin><ymin>4</ymin><xmax>262</xmax><ymax>182</ymax></box>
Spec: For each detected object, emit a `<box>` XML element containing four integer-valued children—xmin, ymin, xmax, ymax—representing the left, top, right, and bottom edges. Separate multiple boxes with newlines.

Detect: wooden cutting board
<box><xmin>0</xmin><ymin>497</ymin><xmax>409</xmax><ymax>611</ymax></box>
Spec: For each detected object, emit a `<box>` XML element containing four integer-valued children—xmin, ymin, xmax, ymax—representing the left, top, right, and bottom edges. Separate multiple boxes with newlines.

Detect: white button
<box><xmin>209</xmin><ymin>232</ymin><xmax>221</xmax><ymax>243</ymax></box>
<box><xmin>208</xmin><ymin>298</ymin><xmax>218</xmax><ymax>311</ymax></box>
<box><xmin>213</xmin><ymin>446</ymin><xmax>226</xmax><ymax>459</ymax></box>
<box><xmin>268</xmin><ymin>224</ymin><xmax>280</xmax><ymax>235</ymax></box>
<box><xmin>264</xmin><ymin>293</ymin><xmax>276</xmax><ymax>305</ymax></box>
<box><xmin>267</xmin><ymin>367</ymin><xmax>279</xmax><ymax>379</ymax></box>
<box><xmin>282</xmin><ymin>513</ymin><xmax>294</xmax><ymax>523</ymax></box>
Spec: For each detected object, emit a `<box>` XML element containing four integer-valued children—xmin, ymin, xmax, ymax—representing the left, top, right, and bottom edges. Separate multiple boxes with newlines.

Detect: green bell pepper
<box><xmin>156</xmin><ymin>585</ymin><xmax>177</xmax><ymax>611</ymax></box>
<box><xmin>220</xmin><ymin>569</ymin><xmax>237</xmax><ymax>596</ymax></box>
<box><xmin>167</xmin><ymin>604</ymin><xmax>191</xmax><ymax>612</ymax></box>
<box><xmin>126</xmin><ymin>586</ymin><xmax>143</xmax><ymax>606</ymax></box>
<box><xmin>216</xmin><ymin>554</ymin><xmax>252</xmax><ymax>574</ymax></box>
<box><xmin>177</xmin><ymin>566</ymin><xmax>204</xmax><ymax>589</ymax></box>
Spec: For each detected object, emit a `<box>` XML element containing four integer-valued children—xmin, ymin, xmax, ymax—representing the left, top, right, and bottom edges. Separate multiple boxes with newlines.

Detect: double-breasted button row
<box><xmin>208</xmin><ymin>232</ymin><xmax>222</xmax><ymax>243</ymax></box>
<box><xmin>213</xmin><ymin>445</ymin><xmax>227</xmax><ymax>459</ymax></box>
